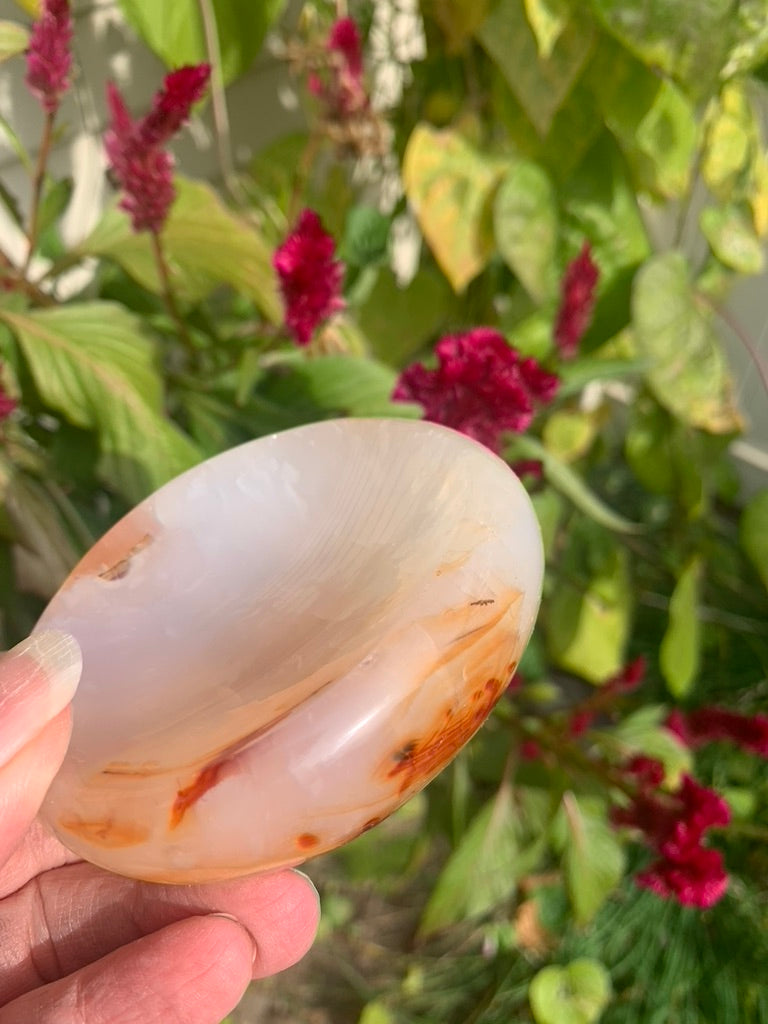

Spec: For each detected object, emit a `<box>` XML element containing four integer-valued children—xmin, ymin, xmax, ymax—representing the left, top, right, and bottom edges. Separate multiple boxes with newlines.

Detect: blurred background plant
<box><xmin>1</xmin><ymin>0</ymin><xmax>768</xmax><ymax>1021</ymax></box>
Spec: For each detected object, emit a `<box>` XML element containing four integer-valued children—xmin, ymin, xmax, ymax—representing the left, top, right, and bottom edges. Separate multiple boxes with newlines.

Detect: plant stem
<box><xmin>197</xmin><ymin>0</ymin><xmax>247</xmax><ymax>205</ymax></box>
<box><xmin>708</xmin><ymin>300</ymin><xmax>768</xmax><ymax>401</ymax></box>
<box><xmin>149</xmin><ymin>230</ymin><xmax>195</xmax><ymax>355</ymax></box>
<box><xmin>23</xmin><ymin>110</ymin><xmax>55</xmax><ymax>276</ymax></box>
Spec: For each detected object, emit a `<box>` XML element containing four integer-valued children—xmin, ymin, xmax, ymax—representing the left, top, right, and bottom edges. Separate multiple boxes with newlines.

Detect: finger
<box><xmin>0</xmin><ymin>632</ymin><xmax>81</xmax><ymax>765</ymax></box>
<box><xmin>0</xmin><ymin>864</ymin><xmax>319</xmax><ymax>1003</ymax></box>
<box><xmin>0</xmin><ymin>712</ymin><xmax>72</xmax><ymax>867</ymax></box>
<box><xmin>0</xmin><ymin>914</ymin><xmax>256</xmax><ymax>1024</ymax></box>
<box><xmin>0</xmin><ymin>820</ymin><xmax>78</xmax><ymax>902</ymax></box>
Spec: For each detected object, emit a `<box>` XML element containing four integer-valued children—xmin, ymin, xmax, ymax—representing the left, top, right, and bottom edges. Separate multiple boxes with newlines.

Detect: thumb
<box><xmin>0</xmin><ymin>632</ymin><xmax>82</xmax><ymax>863</ymax></box>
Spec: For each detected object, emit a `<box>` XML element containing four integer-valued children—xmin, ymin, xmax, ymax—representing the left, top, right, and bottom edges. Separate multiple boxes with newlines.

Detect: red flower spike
<box><xmin>25</xmin><ymin>0</ymin><xmax>73</xmax><ymax>115</ymax></box>
<box><xmin>104</xmin><ymin>65</ymin><xmax>210</xmax><ymax>234</ymax></box>
<box><xmin>393</xmin><ymin>328</ymin><xmax>559</xmax><ymax>454</ymax></box>
<box><xmin>568</xmin><ymin>709</ymin><xmax>595</xmax><ymax>738</ymax></box>
<box><xmin>273</xmin><ymin>209</ymin><xmax>345</xmax><ymax>346</ymax></box>
<box><xmin>554</xmin><ymin>242</ymin><xmax>599</xmax><ymax>360</ymax></box>
<box><xmin>613</xmin><ymin>768</ymin><xmax>731</xmax><ymax>910</ymax></box>
<box><xmin>328</xmin><ymin>17</ymin><xmax>364</xmax><ymax>78</ymax></box>
<box><xmin>520</xmin><ymin>740</ymin><xmax>541</xmax><ymax>761</ymax></box>
<box><xmin>637</xmin><ymin>847</ymin><xmax>729</xmax><ymax>909</ymax></box>
<box><xmin>666</xmin><ymin>707</ymin><xmax>768</xmax><ymax>759</ymax></box>
<box><xmin>140</xmin><ymin>65</ymin><xmax>212</xmax><ymax>148</ymax></box>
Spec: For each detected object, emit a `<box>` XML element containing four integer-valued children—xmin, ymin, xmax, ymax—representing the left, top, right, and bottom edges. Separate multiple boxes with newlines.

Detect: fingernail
<box><xmin>292</xmin><ymin>868</ymin><xmax>321</xmax><ymax>910</ymax></box>
<box><xmin>208</xmin><ymin>912</ymin><xmax>259</xmax><ymax>967</ymax></box>
<box><xmin>8</xmin><ymin>631</ymin><xmax>82</xmax><ymax>714</ymax></box>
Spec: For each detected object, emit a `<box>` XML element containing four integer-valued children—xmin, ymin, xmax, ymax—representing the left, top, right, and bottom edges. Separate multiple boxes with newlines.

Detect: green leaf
<box><xmin>739</xmin><ymin>489</ymin><xmax>768</xmax><ymax>589</ymax></box>
<box><xmin>0</xmin><ymin>303</ymin><xmax>200</xmax><ymax>503</ymax></box>
<box><xmin>590</xmin><ymin>44</ymin><xmax>698</xmax><ymax>198</ymax></box>
<box><xmin>606</xmin><ymin>706</ymin><xmax>693</xmax><ymax>787</ymax></box>
<box><xmin>357</xmin><ymin>1002</ymin><xmax>396</xmax><ymax>1024</ymax></box>
<box><xmin>430</xmin><ymin>0</ymin><xmax>493</xmax><ymax>52</ymax></box>
<box><xmin>508</xmin><ymin>435</ymin><xmax>644</xmax><ymax>534</ymax></box>
<box><xmin>588</xmin><ymin>0</ymin><xmax>768</xmax><ymax>99</ymax></box>
<box><xmin>561</xmin><ymin>134</ymin><xmax>651</xmax><ymax>288</ymax></box>
<box><xmin>420</xmin><ymin>787</ymin><xmax>524</xmax><ymax>935</ymax></box>
<box><xmin>524</xmin><ymin>0</ymin><xmax>570</xmax><ymax>58</ymax></box>
<box><xmin>543</xmin><ymin>409</ymin><xmax>599</xmax><ymax>464</ymax></box>
<box><xmin>700</xmin><ymin>205</ymin><xmax>765</xmax><ymax>275</ymax></box>
<box><xmin>402</xmin><ymin>124</ymin><xmax>505</xmax><ymax>292</ymax></box>
<box><xmin>561</xmin><ymin>794</ymin><xmax>625</xmax><ymax>924</ymax></box>
<box><xmin>341</xmin><ymin>206</ymin><xmax>390</xmax><ymax>267</ymax></box>
<box><xmin>0</xmin><ymin>19</ymin><xmax>29</xmax><ymax>62</ymax></box>
<box><xmin>262</xmin><ymin>354</ymin><xmax>420</xmax><ymax>419</ymax></box>
<box><xmin>477</xmin><ymin>0</ymin><xmax>595</xmax><ymax>135</ymax></box>
<box><xmin>632</xmin><ymin>252</ymin><xmax>743</xmax><ymax>434</ymax></box>
<box><xmin>530</xmin><ymin>958</ymin><xmax>612</xmax><ymax>1024</ymax></box>
<box><xmin>494</xmin><ymin>159</ymin><xmax>559</xmax><ymax>302</ymax></box>
<box><xmin>544</xmin><ymin>519</ymin><xmax>633</xmax><ymax>683</ymax></box>
<box><xmin>357</xmin><ymin>266</ymin><xmax>453</xmax><ymax>367</ymax></box>
<box><xmin>117</xmin><ymin>0</ymin><xmax>285</xmax><ymax>84</ymax></box>
<box><xmin>660</xmin><ymin>555</ymin><xmax>702</xmax><ymax>698</ymax></box>
<box><xmin>0</xmin><ymin>457</ymin><xmax>80</xmax><ymax>598</ymax></box>
<box><xmin>702</xmin><ymin>82</ymin><xmax>755</xmax><ymax>199</ymax></box>
<box><xmin>80</xmin><ymin>177</ymin><xmax>281</xmax><ymax>322</ymax></box>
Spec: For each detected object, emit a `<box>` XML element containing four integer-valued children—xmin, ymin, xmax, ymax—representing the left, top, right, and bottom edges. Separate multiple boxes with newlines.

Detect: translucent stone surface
<box><xmin>37</xmin><ymin>418</ymin><xmax>544</xmax><ymax>883</ymax></box>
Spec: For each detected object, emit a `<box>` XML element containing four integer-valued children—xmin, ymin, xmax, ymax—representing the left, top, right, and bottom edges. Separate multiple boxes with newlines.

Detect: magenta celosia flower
<box><xmin>104</xmin><ymin>65</ymin><xmax>210</xmax><ymax>234</ymax></box>
<box><xmin>613</xmin><ymin>770</ymin><xmax>731</xmax><ymax>909</ymax></box>
<box><xmin>273</xmin><ymin>209</ymin><xmax>345</xmax><ymax>346</ymax></box>
<box><xmin>393</xmin><ymin>328</ymin><xmax>559</xmax><ymax>453</ymax></box>
<box><xmin>667</xmin><ymin>707</ymin><xmax>768</xmax><ymax>758</ymax></box>
<box><xmin>554</xmin><ymin>242</ymin><xmax>599</xmax><ymax>359</ymax></box>
<box><xmin>637</xmin><ymin>845</ymin><xmax>729</xmax><ymax>909</ymax></box>
<box><xmin>309</xmin><ymin>16</ymin><xmax>368</xmax><ymax>120</ymax></box>
<box><xmin>25</xmin><ymin>0</ymin><xmax>72</xmax><ymax>115</ymax></box>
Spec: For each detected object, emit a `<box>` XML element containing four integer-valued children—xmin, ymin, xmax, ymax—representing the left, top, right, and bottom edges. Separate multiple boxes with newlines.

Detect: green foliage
<box><xmin>2</xmin><ymin>1</ymin><xmax>768</xmax><ymax>1021</ymax></box>
<box><xmin>117</xmin><ymin>0</ymin><xmax>286</xmax><ymax>84</ymax></box>
<box><xmin>740</xmin><ymin>490</ymin><xmax>768</xmax><ymax>588</ymax></box>
<box><xmin>530</xmin><ymin>958</ymin><xmax>612</xmax><ymax>1024</ymax></box>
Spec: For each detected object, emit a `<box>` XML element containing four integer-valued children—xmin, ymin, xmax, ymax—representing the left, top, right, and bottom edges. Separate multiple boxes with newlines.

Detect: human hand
<box><xmin>0</xmin><ymin>632</ymin><xmax>320</xmax><ymax>1024</ymax></box>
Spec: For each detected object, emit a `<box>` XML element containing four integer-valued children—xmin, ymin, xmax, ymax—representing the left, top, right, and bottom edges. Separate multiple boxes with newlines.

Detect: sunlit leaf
<box><xmin>0</xmin><ymin>304</ymin><xmax>200</xmax><ymax>502</ymax></box>
<box><xmin>660</xmin><ymin>555</ymin><xmax>702</xmax><ymax>698</ymax></box>
<box><xmin>588</xmin><ymin>0</ymin><xmax>768</xmax><ymax>98</ymax></box>
<box><xmin>80</xmin><ymin>178</ymin><xmax>281</xmax><ymax>322</ymax></box>
<box><xmin>420</xmin><ymin>786</ymin><xmax>542</xmax><ymax>935</ymax></box>
<box><xmin>591</xmin><ymin>44</ymin><xmax>697</xmax><ymax>198</ymax></box>
<box><xmin>523</xmin><ymin>0</ymin><xmax>570</xmax><ymax>58</ymax></box>
<box><xmin>530</xmin><ymin>958</ymin><xmax>612</xmax><ymax>1024</ymax></box>
<box><xmin>632</xmin><ymin>252</ymin><xmax>743</xmax><ymax>433</ymax></box>
<box><xmin>0</xmin><ymin>20</ymin><xmax>29</xmax><ymax>62</ymax></box>
<box><xmin>403</xmin><ymin>124</ymin><xmax>505</xmax><ymax>292</ymax></box>
<box><xmin>560</xmin><ymin>794</ymin><xmax>625</xmax><ymax>924</ymax></box>
<box><xmin>702</xmin><ymin>82</ymin><xmax>755</xmax><ymax>199</ymax></box>
<box><xmin>606</xmin><ymin>706</ymin><xmax>693</xmax><ymax>787</ymax></box>
<box><xmin>545</xmin><ymin>519</ymin><xmax>633</xmax><ymax>683</ymax></box>
<box><xmin>117</xmin><ymin>0</ymin><xmax>285</xmax><ymax>84</ymax></box>
<box><xmin>494</xmin><ymin>159</ymin><xmax>559</xmax><ymax>302</ymax></box>
<box><xmin>477</xmin><ymin>0</ymin><xmax>595</xmax><ymax>135</ymax></box>
<box><xmin>700</xmin><ymin>205</ymin><xmax>765</xmax><ymax>275</ymax></box>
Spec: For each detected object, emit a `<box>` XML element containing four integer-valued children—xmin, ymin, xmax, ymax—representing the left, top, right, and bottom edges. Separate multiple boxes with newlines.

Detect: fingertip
<box><xmin>250</xmin><ymin>868</ymin><xmax>321</xmax><ymax>979</ymax></box>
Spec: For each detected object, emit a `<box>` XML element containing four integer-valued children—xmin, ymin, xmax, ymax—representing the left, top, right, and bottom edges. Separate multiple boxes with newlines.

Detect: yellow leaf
<box><xmin>403</xmin><ymin>124</ymin><xmax>505</xmax><ymax>293</ymax></box>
